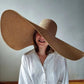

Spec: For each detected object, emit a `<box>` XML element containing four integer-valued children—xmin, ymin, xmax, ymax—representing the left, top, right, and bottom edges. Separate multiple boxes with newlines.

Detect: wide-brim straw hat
<box><xmin>1</xmin><ymin>10</ymin><xmax>84</xmax><ymax>60</ymax></box>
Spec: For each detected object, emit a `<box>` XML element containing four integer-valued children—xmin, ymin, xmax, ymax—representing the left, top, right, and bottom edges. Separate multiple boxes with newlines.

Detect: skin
<box><xmin>36</xmin><ymin>32</ymin><xmax>49</xmax><ymax>65</ymax></box>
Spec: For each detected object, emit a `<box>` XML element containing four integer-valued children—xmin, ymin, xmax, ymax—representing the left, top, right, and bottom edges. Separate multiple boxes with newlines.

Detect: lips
<box><xmin>38</xmin><ymin>40</ymin><xmax>45</xmax><ymax>43</ymax></box>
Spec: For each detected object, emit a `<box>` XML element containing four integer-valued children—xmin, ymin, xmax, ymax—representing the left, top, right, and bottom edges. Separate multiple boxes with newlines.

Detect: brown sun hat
<box><xmin>1</xmin><ymin>10</ymin><xmax>84</xmax><ymax>60</ymax></box>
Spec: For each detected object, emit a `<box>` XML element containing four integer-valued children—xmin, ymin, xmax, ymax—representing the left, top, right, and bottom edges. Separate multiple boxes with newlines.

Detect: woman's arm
<box><xmin>57</xmin><ymin>58</ymin><xmax>69</xmax><ymax>84</ymax></box>
<box><xmin>18</xmin><ymin>55</ymin><xmax>33</xmax><ymax>84</ymax></box>
<box><xmin>62</xmin><ymin>59</ymin><xmax>69</xmax><ymax>84</ymax></box>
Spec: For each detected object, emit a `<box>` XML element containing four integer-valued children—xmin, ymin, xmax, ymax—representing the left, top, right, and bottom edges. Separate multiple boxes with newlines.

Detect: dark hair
<box><xmin>33</xmin><ymin>30</ymin><xmax>54</xmax><ymax>55</ymax></box>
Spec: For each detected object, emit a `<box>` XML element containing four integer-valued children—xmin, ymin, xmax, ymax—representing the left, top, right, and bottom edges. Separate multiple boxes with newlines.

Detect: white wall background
<box><xmin>0</xmin><ymin>0</ymin><xmax>84</xmax><ymax>81</ymax></box>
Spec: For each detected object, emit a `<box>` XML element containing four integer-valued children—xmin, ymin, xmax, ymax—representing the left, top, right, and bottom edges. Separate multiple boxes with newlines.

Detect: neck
<box><xmin>38</xmin><ymin>47</ymin><xmax>46</xmax><ymax>56</ymax></box>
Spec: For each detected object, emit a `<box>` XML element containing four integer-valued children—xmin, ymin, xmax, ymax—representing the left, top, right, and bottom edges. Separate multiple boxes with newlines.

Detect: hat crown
<box><xmin>39</xmin><ymin>19</ymin><xmax>57</xmax><ymax>36</ymax></box>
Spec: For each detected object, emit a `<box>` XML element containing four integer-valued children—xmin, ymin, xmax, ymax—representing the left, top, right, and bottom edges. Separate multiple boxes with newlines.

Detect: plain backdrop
<box><xmin>0</xmin><ymin>0</ymin><xmax>84</xmax><ymax>81</ymax></box>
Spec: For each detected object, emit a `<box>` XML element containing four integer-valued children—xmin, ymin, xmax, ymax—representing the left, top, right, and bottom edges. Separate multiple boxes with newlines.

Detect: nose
<box><xmin>37</xmin><ymin>33</ymin><xmax>45</xmax><ymax>40</ymax></box>
<box><xmin>40</xmin><ymin>35</ymin><xmax>45</xmax><ymax>40</ymax></box>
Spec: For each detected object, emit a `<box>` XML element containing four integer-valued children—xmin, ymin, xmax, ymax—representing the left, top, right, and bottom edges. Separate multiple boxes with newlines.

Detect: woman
<box><xmin>18</xmin><ymin>30</ymin><xmax>69</xmax><ymax>84</ymax></box>
<box><xmin>2</xmin><ymin>10</ymin><xmax>83</xmax><ymax>84</ymax></box>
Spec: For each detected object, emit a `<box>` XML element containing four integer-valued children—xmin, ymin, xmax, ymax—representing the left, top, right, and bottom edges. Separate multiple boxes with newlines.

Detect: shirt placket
<box><xmin>42</xmin><ymin>61</ymin><xmax>47</xmax><ymax>84</ymax></box>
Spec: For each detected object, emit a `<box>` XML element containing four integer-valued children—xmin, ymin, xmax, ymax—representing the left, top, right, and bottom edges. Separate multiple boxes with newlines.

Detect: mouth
<box><xmin>38</xmin><ymin>39</ymin><xmax>45</xmax><ymax>43</ymax></box>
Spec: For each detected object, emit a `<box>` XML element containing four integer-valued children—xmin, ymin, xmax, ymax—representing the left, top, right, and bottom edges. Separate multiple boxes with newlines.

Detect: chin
<box><xmin>38</xmin><ymin>45</ymin><xmax>45</xmax><ymax>48</ymax></box>
<box><xmin>39</xmin><ymin>44</ymin><xmax>48</xmax><ymax>48</ymax></box>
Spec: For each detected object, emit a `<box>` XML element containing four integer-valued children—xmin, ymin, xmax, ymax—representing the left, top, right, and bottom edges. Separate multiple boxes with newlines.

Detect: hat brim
<box><xmin>1</xmin><ymin>10</ymin><xmax>84</xmax><ymax>60</ymax></box>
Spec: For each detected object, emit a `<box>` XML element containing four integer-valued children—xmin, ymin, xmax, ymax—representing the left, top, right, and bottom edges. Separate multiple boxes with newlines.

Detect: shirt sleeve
<box><xmin>57</xmin><ymin>58</ymin><xmax>69</xmax><ymax>84</ymax></box>
<box><xmin>62</xmin><ymin>59</ymin><xmax>69</xmax><ymax>84</ymax></box>
<box><xmin>18</xmin><ymin>55</ymin><xmax>33</xmax><ymax>84</ymax></box>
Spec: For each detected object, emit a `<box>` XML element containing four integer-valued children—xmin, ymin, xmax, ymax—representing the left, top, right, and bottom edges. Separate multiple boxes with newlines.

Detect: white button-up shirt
<box><xmin>18</xmin><ymin>49</ymin><xmax>69</xmax><ymax>84</ymax></box>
